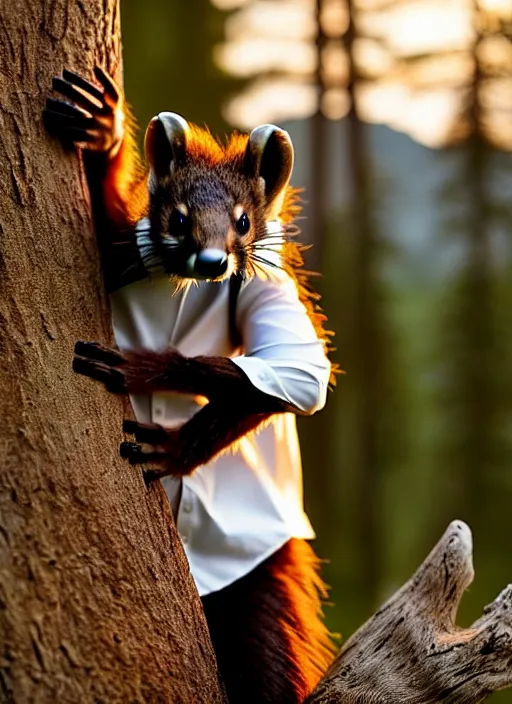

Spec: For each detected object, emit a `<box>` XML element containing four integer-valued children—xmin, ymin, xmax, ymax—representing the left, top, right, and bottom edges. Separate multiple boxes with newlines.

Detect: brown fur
<box><xmin>201</xmin><ymin>538</ymin><xmax>336</xmax><ymax>704</ymax></box>
<box><xmin>51</xmin><ymin>66</ymin><xmax>337</xmax><ymax>704</ymax></box>
<box><xmin>52</xmin><ymin>62</ymin><xmax>339</xmax><ymax>473</ymax></box>
<box><xmin>70</xmin><ymin>87</ymin><xmax>338</xmax><ymax>471</ymax></box>
<box><xmin>73</xmin><ymin>342</ymin><xmax>299</xmax><ymax>477</ymax></box>
<box><xmin>137</xmin><ymin>403</ymin><xmax>278</xmax><ymax>480</ymax></box>
<box><xmin>96</xmin><ymin>111</ymin><xmax>336</xmax><ymax>380</ymax></box>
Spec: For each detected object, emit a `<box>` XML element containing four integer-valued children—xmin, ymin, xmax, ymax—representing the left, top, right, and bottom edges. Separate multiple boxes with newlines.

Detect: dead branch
<box><xmin>308</xmin><ymin>520</ymin><xmax>512</xmax><ymax>703</ymax></box>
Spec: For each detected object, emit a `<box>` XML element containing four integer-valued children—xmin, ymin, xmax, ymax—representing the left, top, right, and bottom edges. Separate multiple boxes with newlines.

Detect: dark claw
<box><xmin>105</xmin><ymin>368</ymin><xmax>127</xmax><ymax>393</ymax></box>
<box><xmin>72</xmin><ymin>355</ymin><xmax>107</xmax><ymax>379</ymax></box>
<box><xmin>52</xmin><ymin>76</ymin><xmax>111</xmax><ymax>116</ymax></box>
<box><xmin>45</xmin><ymin>97</ymin><xmax>91</xmax><ymax>120</ymax></box>
<box><xmin>143</xmin><ymin>469</ymin><xmax>161</xmax><ymax>486</ymax></box>
<box><xmin>93</xmin><ymin>65</ymin><xmax>120</xmax><ymax>101</ymax></box>
<box><xmin>43</xmin><ymin>112</ymin><xmax>97</xmax><ymax>142</ymax></box>
<box><xmin>72</xmin><ymin>356</ymin><xmax>95</xmax><ymax>377</ymax></box>
<box><xmin>62</xmin><ymin>69</ymin><xmax>104</xmax><ymax>102</ymax></box>
<box><xmin>74</xmin><ymin>341</ymin><xmax>124</xmax><ymax>366</ymax></box>
<box><xmin>119</xmin><ymin>441</ymin><xmax>170</xmax><ymax>465</ymax></box>
<box><xmin>120</xmin><ymin>441</ymin><xmax>145</xmax><ymax>464</ymax></box>
<box><xmin>123</xmin><ymin>419</ymin><xmax>169</xmax><ymax>444</ymax></box>
<box><xmin>58</xmin><ymin>127</ymin><xmax>98</xmax><ymax>144</ymax></box>
<box><xmin>122</xmin><ymin>420</ymin><xmax>138</xmax><ymax>434</ymax></box>
<box><xmin>44</xmin><ymin>99</ymin><xmax>98</xmax><ymax>147</ymax></box>
<box><xmin>72</xmin><ymin>356</ymin><xmax>126</xmax><ymax>392</ymax></box>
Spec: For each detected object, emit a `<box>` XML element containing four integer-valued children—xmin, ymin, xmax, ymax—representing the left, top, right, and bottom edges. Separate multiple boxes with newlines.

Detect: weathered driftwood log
<box><xmin>308</xmin><ymin>521</ymin><xmax>512</xmax><ymax>703</ymax></box>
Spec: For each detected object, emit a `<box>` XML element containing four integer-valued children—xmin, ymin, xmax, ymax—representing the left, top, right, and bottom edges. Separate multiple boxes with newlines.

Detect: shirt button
<box><xmin>183</xmin><ymin>502</ymin><xmax>193</xmax><ymax>514</ymax></box>
<box><xmin>181</xmin><ymin>535</ymin><xmax>188</xmax><ymax>545</ymax></box>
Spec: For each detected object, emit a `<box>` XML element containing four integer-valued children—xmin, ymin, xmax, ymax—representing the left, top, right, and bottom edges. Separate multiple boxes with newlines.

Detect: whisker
<box><xmin>252</xmin><ymin>244</ymin><xmax>284</xmax><ymax>251</ymax></box>
<box><xmin>247</xmin><ymin>257</ymin><xmax>266</xmax><ymax>278</ymax></box>
<box><xmin>251</xmin><ymin>262</ymin><xmax>265</xmax><ymax>278</ymax></box>
<box><xmin>256</xmin><ymin>234</ymin><xmax>287</xmax><ymax>241</ymax></box>
<box><xmin>246</xmin><ymin>246</ymin><xmax>285</xmax><ymax>259</ymax></box>
<box><xmin>250</xmin><ymin>258</ymin><xmax>285</xmax><ymax>280</ymax></box>
<box><xmin>172</xmin><ymin>277</ymin><xmax>192</xmax><ymax>293</ymax></box>
<box><xmin>249</xmin><ymin>245</ymin><xmax>285</xmax><ymax>252</ymax></box>
<box><xmin>249</xmin><ymin>254</ymin><xmax>285</xmax><ymax>272</ymax></box>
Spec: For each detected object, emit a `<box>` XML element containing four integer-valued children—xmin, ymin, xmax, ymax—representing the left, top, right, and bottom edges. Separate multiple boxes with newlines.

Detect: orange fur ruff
<box><xmin>104</xmin><ymin>115</ymin><xmax>338</xmax><ymax>384</ymax></box>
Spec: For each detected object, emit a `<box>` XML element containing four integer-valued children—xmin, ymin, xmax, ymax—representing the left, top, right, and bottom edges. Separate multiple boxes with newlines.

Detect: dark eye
<box><xmin>235</xmin><ymin>212</ymin><xmax>250</xmax><ymax>235</ymax></box>
<box><xmin>168</xmin><ymin>209</ymin><xmax>190</xmax><ymax>236</ymax></box>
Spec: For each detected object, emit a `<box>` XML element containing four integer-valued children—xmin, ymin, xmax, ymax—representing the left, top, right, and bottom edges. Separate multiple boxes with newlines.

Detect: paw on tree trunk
<box><xmin>308</xmin><ymin>521</ymin><xmax>512</xmax><ymax>703</ymax></box>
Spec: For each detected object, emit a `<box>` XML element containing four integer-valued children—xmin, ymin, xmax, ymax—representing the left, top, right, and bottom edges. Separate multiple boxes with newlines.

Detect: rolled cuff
<box><xmin>232</xmin><ymin>355</ymin><xmax>329</xmax><ymax>415</ymax></box>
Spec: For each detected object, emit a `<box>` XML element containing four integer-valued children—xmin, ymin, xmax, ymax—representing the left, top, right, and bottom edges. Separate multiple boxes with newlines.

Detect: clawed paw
<box><xmin>121</xmin><ymin>421</ymin><xmax>174</xmax><ymax>467</ymax></box>
<box><xmin>73</xmin><ymin>341</ymin><xmax>184</xmax><ymax>480</ymax></box>
<box><xmin>120</xmin><ymin>420</ymin><xmax>177</xmax><ymax>482</ymax></box>
<box><xmin>72</xmin><ymin>340</ymin><xmax>183</xmax><ymax>395</ymax></box>
<box><xmin>73</xmin><ymin>340</ymin><xmax>128</xmax><ymax>393</ymax></box>
<box><xmin>122</xmin><ymin>419</ymin><xmax>170</xmax><ymax>444</ymax></box>
<box><xmin>119</xmin><ymin>440</ymin><xmax>170</xmax><ymax>465</ymax></box>
<box><xmin>44</xmin><ymin>66</ymin><xmax>124</xmax><ymax>155</ymax></box>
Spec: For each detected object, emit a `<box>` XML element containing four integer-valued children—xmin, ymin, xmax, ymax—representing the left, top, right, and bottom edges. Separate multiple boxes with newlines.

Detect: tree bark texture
<box><xmin>0</xmin><ymin>2</ymin><xmax>225</xmax><ymax>702</ymax></box>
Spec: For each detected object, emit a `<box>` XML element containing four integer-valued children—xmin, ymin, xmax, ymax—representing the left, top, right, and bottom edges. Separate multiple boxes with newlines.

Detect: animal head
<box><xmin>142</xmin><ymin>113</ymin><xmax>294</xmax><ymax>282</ymax></box>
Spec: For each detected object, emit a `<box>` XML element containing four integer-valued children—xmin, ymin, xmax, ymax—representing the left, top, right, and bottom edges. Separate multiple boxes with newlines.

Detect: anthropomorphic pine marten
<box><xmin>44</xmin><ymin>67</ymin><xmax>337</xmax><ymax>703</ymax></box>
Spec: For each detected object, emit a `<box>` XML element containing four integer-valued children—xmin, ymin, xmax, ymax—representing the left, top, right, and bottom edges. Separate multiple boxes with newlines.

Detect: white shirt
<box><xmin>110</xmin><ymin>219</ymin><xmax>331</xmax><ymax>596</ymax></box>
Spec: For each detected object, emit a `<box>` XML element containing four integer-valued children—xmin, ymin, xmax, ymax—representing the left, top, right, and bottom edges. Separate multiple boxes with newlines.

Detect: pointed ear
<box><xmin>144</xmin><ymin>112</ymin><xmax>189</xmax><ymax>181</ymax></box>
<box><xmin>244</xmin><ymin>125</ymin><xmax>294</xmax><ymax>217</ymax></box>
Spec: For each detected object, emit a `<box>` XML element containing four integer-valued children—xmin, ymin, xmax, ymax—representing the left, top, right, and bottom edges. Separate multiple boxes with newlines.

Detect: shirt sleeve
<box><xmin>231</xmin><ymin>272</ymin><xmax>331</xmax><ymax>415</ymax></box>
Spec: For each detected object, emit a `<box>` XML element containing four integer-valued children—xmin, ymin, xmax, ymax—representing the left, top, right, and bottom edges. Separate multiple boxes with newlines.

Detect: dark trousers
<box><xmin>201</xmin><ymin>539</ymin><xmax>336</xmax><ymax>704</ymax></box>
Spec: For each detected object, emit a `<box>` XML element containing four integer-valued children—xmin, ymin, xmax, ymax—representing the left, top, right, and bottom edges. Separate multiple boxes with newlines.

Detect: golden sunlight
<box><xmin>214</xmin><ymin>0</ymin><xmax>512</xmax><ymax>150</ymax></box>
<box><xmin>222</xmin><ymin>78</ymin><xmax>317</xmax><ymax>128</ymax></box>
<box><xmin>214</xmin><ymin>39</ymin><xmax>316</xmax><ymax>77</ymax></box>
<box><xmin>224</xmin><ymin>0</ymin><xmax>315</xmax><ymax>40</ymax></box>
<box><xmin>477</xmin><ymin>0</ymin><xmax>512</xmax><ymax>17</ymax></box>
<box><xmin>358</xmin><ymin>0</ymin><xmax>474</xmax><ymax>57</ymax></box>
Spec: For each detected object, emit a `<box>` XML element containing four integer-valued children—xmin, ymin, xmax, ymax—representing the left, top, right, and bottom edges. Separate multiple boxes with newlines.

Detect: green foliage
<box><xmin>122</xmin><ymin>0</ymin><xmax>243</xmax><ymax>140</ymax></box>
<box><xmin>306</xmin><ymin>138</ymin><xmax>512</xmax><ymax>702</ymax></box>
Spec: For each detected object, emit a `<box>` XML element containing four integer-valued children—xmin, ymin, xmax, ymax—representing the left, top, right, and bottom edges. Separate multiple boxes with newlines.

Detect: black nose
<box><xmin>194</xmin><ymin>249</ymin><xmax>228</xmax><ymax>279</ymax></box>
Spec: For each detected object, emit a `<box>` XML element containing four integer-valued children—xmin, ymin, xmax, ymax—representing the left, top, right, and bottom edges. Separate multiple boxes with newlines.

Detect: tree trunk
<box><xmin>3</xmin><ymin>4</ymin><xmax>512</xmax><ymax>704</ymax></box>
<box><xmin>0</xmin><ymin>2</ymin><xmax>225</xmax><ymax>702</ymax></box>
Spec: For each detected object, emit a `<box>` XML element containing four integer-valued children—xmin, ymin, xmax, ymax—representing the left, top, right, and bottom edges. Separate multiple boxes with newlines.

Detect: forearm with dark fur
<box><xmin>73</xmin><ymin>342</ymin><xmax>303</xmax><ymax>413</ymax></box>
<box><xmin>125</xmin><ymin>401</ymin><xmax>283</xmax><ymax>478</ymax></box>
<box><xmin>74</xmin><ymin>341</ymin><xmax>300</xmax><ymax>477</ymax></box>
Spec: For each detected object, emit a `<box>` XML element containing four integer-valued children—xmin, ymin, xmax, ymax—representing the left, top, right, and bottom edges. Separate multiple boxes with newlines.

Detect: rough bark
<box><xmin>308</xmin><ymin>521</ymin><xmax>512</xmax><ymax>703</ymax></box>
<box><xmin>3</xmin><ymin>4</ymin><xmax>512</xmax><ymax>704</ymax></box>
<box><xmin>0</xmin><ymin>2</ymin><xmax>225</xmax><ymax>702</ymax></box>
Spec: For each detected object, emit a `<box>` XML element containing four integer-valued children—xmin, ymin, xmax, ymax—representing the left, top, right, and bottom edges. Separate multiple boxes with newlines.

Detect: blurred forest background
<box><xmin>121</xmin><ymin>0</ymin><xmax>512</xmax><ymax>698</ymax></box>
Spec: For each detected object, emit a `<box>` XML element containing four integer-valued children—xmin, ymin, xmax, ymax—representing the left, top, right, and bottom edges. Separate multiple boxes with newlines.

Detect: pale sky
<box><xmin>211</xmin><ymin>0</ymin><xmax>512</xmax><ymax>149</ymax></box>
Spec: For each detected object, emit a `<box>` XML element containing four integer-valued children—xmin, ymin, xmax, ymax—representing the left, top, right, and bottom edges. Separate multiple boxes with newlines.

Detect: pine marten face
<box><xmin>148</xmin><ymin>162</ymin><xmax>267</xmax><ymax>281</ymax></box>
<box><xmin>143</xmin><ymin>113</ymin><xmax>294</xmax><ymax>283</ymax></box>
